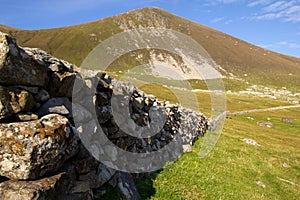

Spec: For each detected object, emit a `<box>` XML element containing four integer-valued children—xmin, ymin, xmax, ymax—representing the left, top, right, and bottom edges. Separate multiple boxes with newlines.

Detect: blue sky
<box><xmin>0</xmin><ymin>0</ymin><xmax>299</xmax><ymax>57</ymax></box>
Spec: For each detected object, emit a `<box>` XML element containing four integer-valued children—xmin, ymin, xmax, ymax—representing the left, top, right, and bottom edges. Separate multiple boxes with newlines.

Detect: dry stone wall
<box><xmin>0</xmin><ymin>32</ymin><xmax>208</xmax><ymax>200</ymax></box>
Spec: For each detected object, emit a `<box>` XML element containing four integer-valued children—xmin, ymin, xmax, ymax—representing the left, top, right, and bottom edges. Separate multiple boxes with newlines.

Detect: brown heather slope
<box><xmin>1</xmin><ymin>7</ymin><xmax>299</xmax><ymax>90</ymax></box>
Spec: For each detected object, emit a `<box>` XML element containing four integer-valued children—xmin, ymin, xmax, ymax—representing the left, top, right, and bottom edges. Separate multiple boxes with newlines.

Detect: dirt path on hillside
<box><xmin>227</xmin><ymin>104</ymin><xmax>300</xmax><ymax>115</ymax></box>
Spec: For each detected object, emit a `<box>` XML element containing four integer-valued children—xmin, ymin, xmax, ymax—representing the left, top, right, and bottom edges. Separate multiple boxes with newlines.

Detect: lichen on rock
<box><xmin>0</xmin><ymin>114</ymin><xmax>78</xmax><ymax>180</ymax></box>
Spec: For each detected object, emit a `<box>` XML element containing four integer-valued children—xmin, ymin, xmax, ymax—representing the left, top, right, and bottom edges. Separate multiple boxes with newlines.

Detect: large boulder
<box><xmin>0</xmin><ymin>32</ymin><xmax>48</xmax><ymax>87</ymax></box>
<box><xmin>0</xmin><ymin>114</ymin><xmax>78</xmax><ymax>180</ymax></box>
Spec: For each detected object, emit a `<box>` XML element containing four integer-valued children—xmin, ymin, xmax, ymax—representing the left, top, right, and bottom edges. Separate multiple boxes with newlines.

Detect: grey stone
<box><xmin>72</xmin><ymin>103</ymin><xmax>92</xmax><ymax>122</ymax></box>
<box><xmin>34</xmin><ymin>88</ymin><xmax>50</xmax><ymax>102</ymax></box>
<box><xmin>0</xmin><ymin>32</ymin><xmax>48</xmax><ymax>87</ymax></box>
<box><xmin>97</xmin><ymin>106</ymin><xmax>112</xmax><ymax>123</ymax></box>
<box><xmin>79</xmin><ymin>171</ymin><xmax>103</xmax><ymax>189</ymax></box>
<box><xmin>117</xmin><ymin>172</ymin><xmax>141</xmax><ymax>200</ymax></box>
<box><xmin>70</xmin><ymin>181</ymin><xmax>91</xmax><ymax>193</ymax></box>
<box><xmin>48</xmin><ymin>72</ymin><xmax>76</xmax><ymax>98</ymax></box>
<box><xmin>64</xmin><ymin>192</ymin><xmax>93</xmax><ymax>200</ymax></box>
<box><xmin>24</xmin><ymin>47</ymin><xmax>76</xmax><ymax>73</ymax></box>
<box><xmin>96</xmin><ymin>163</ymin><xmax>116</xmax><ymax>186</ymax></box>
<box><xmin>178</xmin><ymin>106</ymin><xmax>208</xmax><ymax>145</ymax></box>
<box><xmin>73</xmin><ymin>157</ymin><xmax>99</xmax><ymax>175</ymax></box>
<box><xmin>38</xmin><ymin>97</ymin><xmax>72</xmax><ymax>117</ymax></box>
<box><xmin>16</xmin><ymin>86</ymin><xmax>39</xmax><ymax>94</ymax></box>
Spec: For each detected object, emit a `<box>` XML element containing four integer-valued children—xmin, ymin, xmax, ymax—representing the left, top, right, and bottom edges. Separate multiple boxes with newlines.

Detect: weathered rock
<box><xmin>15</xmin><ymin>113</ymin><xmax>38</xmax><ymax>122</ymax></box>
<box><xmin>0</xmin><ymin>32</ymin><xmax>48</xmax><ymax>87</ymax></box>
<box><xmin>79</xmin><ymin>171</ymin><xmax>100</xmax><ymax>189</ymax></box>
<box><xmin>48</xmin><ymin>72</ymin><xmax>76</xmax><ymax>97</ymax></box>
<box><xmin>72</xmin><ymin>103</ymin><xmax>92</xmax><ymax>123</ymax></box>
<box><xmin>70</xmin><ymin>181</ymin><xmax>91</xmax><ymax>193</ymax></box>
<box><xmin>0</xmin><ymin>168</ymin><xmax>75</xmax><ymax>200</ymax></box>
<box><xmin>117</xmin><ymin>172</ymin><xmax>141</xmax><ymax>200</ymax></box>
<box><xmin>24</xmin><ymin>47</ymin><xmax>76</xmax><ymax>73</ymax></box>
<box><xmin>242</xmin><ymin>138</ymin><xmax>261</xmax><ymax>146</ymax></box>
<box><xmin>38</xmin><ymin>97</ymin><xmax>72</xmax><ymax>117</ymax></box>
<box><xmin>73</xmin><ymin>157</ymin><xmax>99</xmax><ymax>175</ymax></box>
<box><xmin>182</xmin><ymin>144</ymin><xmax>192</xmax><ymax>153</ymax></box>
<box><xmin>281</xmin><ymin>117</ymin><xmax>293</xmax><ymax>124</ymax></box>
<box><xmin>257</xmin><ymin>121</ymin><xmax>273</xmax><ymax>128</ymax></box>
<box><xmin>0</xmin><ymin>86</ymin><xmax>35</xmax><ymax>120</ymax></box>
<box><xmin>64</xmin><ymin>191</ymin><xmax>93</xmax><ymax>200</ymax></box>
<box><xmin>178</xmin><ymin>107</ymin><xmax>207</xmax><ymax>146</ymax></box>
<box><xmin>0</xmin><ymin>114</ymin><xmax>78</xmax><ymax>180</ymax></box>
<box><xmin>97</xmin><ymin>105</ymin><xmax>112</xmax><ymax>124</ymax></box>
<box><xmin>34</xmin><ymin>88</ymin><xmax>50</xmax><ymax>102</ymax></box>
<box><xmin>93</xmin><ymin>189</ymin><xmax>107</xmax><ymax>199</ymax></box>
<box><xmin>68</xmin><ymin>180</ymin><xmax>94</xmax><ymax>200</ymax></box>
<box><xmin>96</xmin><ymin>163</ymin><xmax>116</xmax><ymax>186</ymax></box>
<box><xmin>16</xmin><ymin>86</ymin><xmax>39</xmax><ymax>94</ymax></box>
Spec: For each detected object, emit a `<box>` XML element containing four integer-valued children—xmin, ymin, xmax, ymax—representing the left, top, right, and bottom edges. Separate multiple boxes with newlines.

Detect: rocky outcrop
<box><xmin>0</xmin><ymin>32</ymin><xmax>208</xmax><ymax>199</ymax></box>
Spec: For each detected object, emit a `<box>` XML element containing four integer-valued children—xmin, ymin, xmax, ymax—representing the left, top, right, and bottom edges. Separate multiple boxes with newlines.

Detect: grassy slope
<box><xmin>148</xmin><ymin>108</ymin><xmax>300</xmax><ymax>200</ymax></box>
<box><xmin>1</xmin><ymin>7</ymin><xmax>300</xmax><ymax>89</ymax></box>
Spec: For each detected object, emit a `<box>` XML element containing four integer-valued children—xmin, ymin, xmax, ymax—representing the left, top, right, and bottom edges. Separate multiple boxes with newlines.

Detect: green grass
<box><xmin>226</xmin><ymin>94</ymin><xmax>292</xmax><ymax>112</ymax></box>
<box><xmin>149</xmin><ymin>110</ymin><xmax>300</xmax><ymax>200</ymax></box>
<box><xmin>138</xmin><ymin>83</ymin><xmax>292</xmax><ymax>116</ymax></box>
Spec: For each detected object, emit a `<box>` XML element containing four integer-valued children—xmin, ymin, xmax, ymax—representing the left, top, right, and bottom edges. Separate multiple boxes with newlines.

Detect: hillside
<box><xmin>0</xmin><ymin>7</ymin><xmax>299</xmax><ymax>90</ymax></box>
<box><xmin>1</xmin><ymin>9</ymin><xmax>299</xmax><ymax>200</ymax></box>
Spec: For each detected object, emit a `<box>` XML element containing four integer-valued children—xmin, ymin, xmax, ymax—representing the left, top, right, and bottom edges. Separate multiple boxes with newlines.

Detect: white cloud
<box><xmin>211</xmin><ymin>17</ymin><xmax>234</xmax><ymax>24</ymax></box>
<box><xmin>211</xmin><ymin>17</ymin><xmax>226</xmax><ymax>23</ymax></box>
<box><xmin>263</xmin><ymin>1</ymin><xmax>286</xmax><ymax>12</ymax></box>
<box><xmin>278</xmin><ymin>41</ymin><xmax>300</xmax><ymax>48</ymax></box>
<box><xmin>225</xmin><ymin>19</ymin><xmax>234</xmax><ymax>24</ymax></box>
<box><xmin>250</xmin><ymin>0</ymin><xmax>300</xmax><ymax>23</ymax></box>
<box><xmin>247</xmin><ymin>0</ymin><xmax>274</xmax><ymax>7</ymax></box>
<box><xmin>203</xmin><ymin>0</ymin><xmax>242</xmax><ymax>5</ymax></box>
<box><xmin>255</xmin><ymin>13</ymin><xmax>282</xmax><ymax>20</ymax></box>
<box><xmin>260</xmin><ymin>41</ymin><xmax>300</xmax><ymax>49</ymax></box>
<box><xmin>218</xmin><ymin>0</ymin><xmax>241</xmax><ymax>3</ymax></box>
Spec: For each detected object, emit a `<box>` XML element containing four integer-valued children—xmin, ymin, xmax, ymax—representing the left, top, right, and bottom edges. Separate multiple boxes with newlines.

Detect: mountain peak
<box><xmin>0</xmin><ymin>8</ymin><xmax>299</xmax><ymax>90</ymax></box>
<box><xmin>124</xmin><ymin>6</ymin><xmax>167</xmax><ymax>14</ymax></box>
